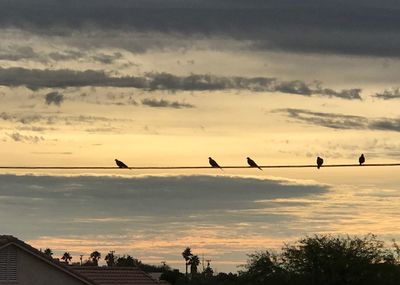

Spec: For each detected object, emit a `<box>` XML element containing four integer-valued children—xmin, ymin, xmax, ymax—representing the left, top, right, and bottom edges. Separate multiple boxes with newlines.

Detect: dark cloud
<box><xmin>275</xmin><ymin>108</ymin><xmax>400</xmax><ymax>132</ymax></box>
<box><xmin>277</xmin><ymin>108</ymin><xmax>368</xmax><ymax>130</ymax></box>
<box><xmin>0</xmin><ymin>47</ymin><xmax>106</xmax><ymax>64</ymax></box>
<box><xmin>0</xmin><ymin>67</ymin><xmax>362</xmax><ymax>99</ymax></box>
<box><xmin>16</xmin><ymin>126</ymin><xmax>53</xmax><ymax>132</ymax></box>
<box><xmin>0</xmin><ymin>0</ymin><xmax>400</xmax><ymax>57</ymax></box>
<box><xmin>6</xmin><ymin>132</ymin><xmax>44</xmax><ymax>143</ymax></box>
<box><xmin>85</xmin><ymin>127</ymin><xmax>119</xmax><ymax>133</ymax></box>
<box><xmin>0</xmin><ymin>46</ymin><xmax>39</xmax><ymax>61</ymax></box>
<box><xmin>0</xmin><ymin>111</ymin><xmax>131</xmax><ymax>126</ymax></box>
<box><xmin>45</xmin><ymin>91</ymin><xmax>64</xmax><ymax>106</ymax></box>
<box><xmin>0</xmin><ymin>112</ymin><xmax>42</xmax><ymax>124</ymax></box>
<box><xmin>0</xmin><ymin>174</ymin><xmax>327</xmax><ymax>237</ymax></box>
<box><xmin>318</xmin><ymin>88</ymin><xmax>362</xmax><ymax>100</ymax></box>
<box><xmin>141</xmin><ymin>98</ymin><xmax>194</xmax><ymax>109</ymax></box>
<box><xmin>275</xmin><ymin>80</ymin><xmax>312</xmax><ymax>95</ymax></box>
<box><xmin>0</xmin><ymin>67</ymin><xmax>141</xmax><ymax>90</ymax></box>
<box><xmin>374</xmin><ymin>88</ymin><xmax>400</xmax><ymax>100</ymax></box>
<box><xmin>369</xmin><ymin>119</ymin><xmax>400</xmax><ymax>132</ymax></box>
<box><xmin>92</xmin><ymin>52</ymin><xmax>123</xmax><ymax>64</ymax></box>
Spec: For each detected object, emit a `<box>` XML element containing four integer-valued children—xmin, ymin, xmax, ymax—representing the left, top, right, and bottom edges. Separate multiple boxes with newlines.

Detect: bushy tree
<box><xmin>116</xmin><ymin>255</ymin><xmax>137</xmax><ymax>267</ymax></box>
<box><xmin>105</xmin><ymin>251</ymin><xmax>116</xmax><ymax>267</ymax></box>
<box><xmin>90</xmin><ymin>251</ymin><xmax>101</xmax><ymax>266</ymax></box>
<box><xmin>203</xmin><ymin>265</ymin><xmax>214</xmax><ymax>278</ymax></box>
<box><xmin>161</xmin><ymin>269</ymin><xmax>186</xmax><ymax>285</ymax></box>
<box><xmin>61</xmin><ymin>252</ymin><xmax>72</xmax><ymax>264</ymax></box>
<box><xmin>281</xmin><ymin>234</ymin><xmax>397</xmax><ymax>285</ymax></box>
<box><xmin>44</xmin><ymin>248</ymin><xmax>53</xmax><ymax>257</ymax></box>
<box><xmin>239</xmin><ymin>234</ymin><xmax>400</xmax><ymax>285</ymax></box>
<box><xmin>240</xmin><ymin>251</ymin><xmax>285</xmax><ymax>284</ymax></box>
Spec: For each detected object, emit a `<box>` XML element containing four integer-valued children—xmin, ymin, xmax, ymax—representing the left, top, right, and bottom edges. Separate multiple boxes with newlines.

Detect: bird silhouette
<box><xmin>359</xmin><ymin>154</ymin><xmax>365</xmax><ymax>166</ymax></box>
<box><xmin>247</xmin><ymin>157</ymin><xmax>262</xmax><ymax>170</ymax></box>
<box><xmin>208</xmin><ymin>157</ymin><xmax>222</xmax><ymax>170</ymax></box>
<box><xmin>317</xmin><ymin>156</ymin><xmax>324</xmax><ymax>169</ymax></box>
<box><xmin>115</xmin><ymin>159</ymin><xmax>129</xmax><ymax>169</ymax></box>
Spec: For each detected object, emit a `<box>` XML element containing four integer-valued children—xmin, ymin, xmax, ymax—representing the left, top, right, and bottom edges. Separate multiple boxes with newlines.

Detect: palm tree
<box><xmin>189</xmin><ymin>255</ymin><xmax>200</xmax><ymax>276</ymax></box>
<box><xmin>61</xmin><ymin>252</ymin><xmax>72</xmax><ymax>264</ymax></box>
<box><xmin>182</xmin><ymin>247</ymin><xmax>193</xmax><ymax>277</ymax></box>
<box><xmin>90</xmin><ymin>251</ymin><xmax>101</xmax><ymax>266</ymax></box>
<box><xmin>105</xmin><ymin>251</ymin><xmax>116</xmax><ymax>267</ymax></box>
<box><xmin>44</xmin><ymin>248</ymin><xmax>53</xmax><ymax>257</ymax></box>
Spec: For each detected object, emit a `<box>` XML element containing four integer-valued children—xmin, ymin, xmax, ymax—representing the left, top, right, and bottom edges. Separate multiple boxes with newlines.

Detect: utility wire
<box><xmin>0</xmin><ymin>163</ymin><xmax>399</xmax><ymax>170</ymax></box>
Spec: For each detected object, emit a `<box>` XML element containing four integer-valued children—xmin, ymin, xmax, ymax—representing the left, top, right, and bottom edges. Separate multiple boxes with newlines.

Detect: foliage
<box><xmin>116</xmin><ymin>255</ymin><xmax>136</xmax><ymax>267</ymax></box>
<box><xmin>161</xmin><ymin>269</ymin><xmax>187</xmax><ymax>284</ymax></box>
<box><xmin>105</xmin><ymin>251</ymin><xmax>116</xmax><ymax>267</ymax></box>
<box><xmin>239</xmin><ymin>234</ymin><xmax>400</xmax><ymax>285</ymax></box>
<box><xmin>203</xmin><ymin>265</ymin><xmax>214</xmax><ymax>278</ymax></box>
<box><xmin>44</xmin><ymin>248</ymin><xmax>53</xmax><ymax>257</ymax></box>
<box><xmin>182</xmin><ymin>247</ymin><xmax>193</xmax><ymax>276</ymax></box>
<box><xmin>189</xmin><ymin>255</ymin><xmax>200</xmax><ymax>276</ymax></box>
<box><xmin>61</xmin><ymin>252</ymin><xmax>72</xmax><ymax>264</ymax></box>
<box><xmin>90</xmin><ymin>251</ymin><xmax>101</xmax><ymax>265</ymax></box>
<box><xmin>239</xmin><ymin>251</ymin><xmax>285</xmax><ymax>284</ymax></box>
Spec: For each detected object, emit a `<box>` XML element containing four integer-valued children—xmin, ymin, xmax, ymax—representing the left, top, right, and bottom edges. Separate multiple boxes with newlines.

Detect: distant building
<box><xmin>0</xmin><ymin>235</ymin><xmax>165</xmax><ymax>285</ymax></box>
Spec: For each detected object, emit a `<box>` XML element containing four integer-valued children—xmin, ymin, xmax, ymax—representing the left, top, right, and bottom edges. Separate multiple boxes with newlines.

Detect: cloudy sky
<box><xmin>1</xmin><ymin>0</ymin><xmax>400</xmax><ymax>272</ymax></box>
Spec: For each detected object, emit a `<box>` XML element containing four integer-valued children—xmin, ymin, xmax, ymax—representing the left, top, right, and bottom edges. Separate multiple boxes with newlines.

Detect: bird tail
<box><xmin>258</xmin><ymin>166</ymin><xmax>263</xmax><ymax>171</ymax></box>
<box><xmin>317</xmin><ymin>165</ymin><xmax>320</xmax><ymax>169</ymax></box>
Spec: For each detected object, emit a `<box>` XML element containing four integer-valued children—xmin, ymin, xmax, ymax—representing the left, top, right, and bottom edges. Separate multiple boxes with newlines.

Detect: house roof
<box><xmin>71</xmin><ymin>267</ymin><xmax>162</xmax><ymax>285</ymax></box>
<box><xmin>0</xmin><ymin>235</ymin><xmax>164</xmax><ymax>285</ymax></box>
<box><xmin>0</xmin><ymin>235</ymin><xmax>95</xmax><ymax>285</ymax></box>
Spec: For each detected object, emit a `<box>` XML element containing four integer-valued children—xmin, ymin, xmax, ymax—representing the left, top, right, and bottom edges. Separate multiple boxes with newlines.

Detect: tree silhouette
<box><xmin>182</xmin><ymin>247</ymin><xmax>193</xmax><ymax>277</ymax></box>
<box><xmin>161</xmin><ymin>269</ymin><xmax>186</xmax><ymax>285</ymax></box>
<box><xmin>281</xmin><ymin>234</ymin><xmax>395</xmax><ymax>284</ymax></box>
<box><xmin>44</xmin><ymin>248</ymin><xmax>53</xmax><ymax>257</ymax></box>
<box><xmin>240</xmin><ymin>251</ymin><xmax>283</xmax><ymax>284</ymax></box>
<box><xmin>116</xmin><ymin>255</ymin><xmax>136</xmax><ymax>267</ymax></box>
<box><xmin>203</xmin><ymin>261</ymin><xmax>214</xmax><ymax>278</ymax></box>
<box><xmin>189</xmin><ymin>255</ymin><xmax>200</xmax><ymax>276</ymax></box>
<box><xmin>105</xmin><ymin>251</ymin><xmax>116</xmax><ymax>267</ymax></box>
<box><xmin>61</xmin><ymin>252</ymin><xmax>72</xmax><ymax>264</ymax></box>
<box><xmin>90</xmin><ymin>251</ymin><xmax>101</xmax><ymax>266</ymax></box>
<box><xmin>240</xmin><ymin>234</ymin><xmax>400</xmax><ymax>285</ymax></box>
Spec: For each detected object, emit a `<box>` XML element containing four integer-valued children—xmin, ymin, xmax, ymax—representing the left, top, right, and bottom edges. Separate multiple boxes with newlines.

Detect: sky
<box><xmin>1</xmin><ymin>0</ymin><xmax>400</xmax><ymax>272</ymax></box>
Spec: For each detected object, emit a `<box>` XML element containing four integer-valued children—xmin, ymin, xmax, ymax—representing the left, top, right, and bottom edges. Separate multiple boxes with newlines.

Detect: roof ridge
<box><xmin>72</xmin><ymin>265</ymin><xmax>163</xmax><ymax>284</ymax></box>
<box><xmin>71</xmin><ymin>266</ymin><xmax>141</xmax><ymax>270</ymax></box>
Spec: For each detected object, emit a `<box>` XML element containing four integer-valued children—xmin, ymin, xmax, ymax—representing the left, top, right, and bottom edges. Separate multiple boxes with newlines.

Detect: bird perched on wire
<box><xmin>209</xmin><ymin>157</ymin><xmax>222</xmax><ymax>170</ymax></box>
<box><xmin>247</xmin><ymin>157</ymin><xmax>262</xmax><ymax>170</ymax></box>
<box><xmin>316</xmin><ymin>156</ymin><xmax>324</xmax><ymax>169</ymax></box>
<box><xmin>115</xmin><ymin>159</ymin><xmax>129</xmax><ymax>169</ymax></box>
<box><xmin>359</xmin><ymin>154</ymin><xmax>365</xmax><ymax>166</ymax></box>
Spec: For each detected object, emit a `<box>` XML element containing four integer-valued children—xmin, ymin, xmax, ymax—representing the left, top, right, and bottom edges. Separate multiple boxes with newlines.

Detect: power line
<box><xmin>0</xmin><ymin>163</ymin><xmax>399</xmax><ymax>170</ymax></box>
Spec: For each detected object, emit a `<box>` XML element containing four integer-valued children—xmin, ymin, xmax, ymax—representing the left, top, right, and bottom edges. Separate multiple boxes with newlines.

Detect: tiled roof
<box><xmin>0</xmin><ymin>235</ymin><xmax>95</xmax><ymax>285</ymax></box>
<box><xmin>71</xmin><ymin>267</ymin><xmax>162</xmax><ymax>285</ymax></box>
